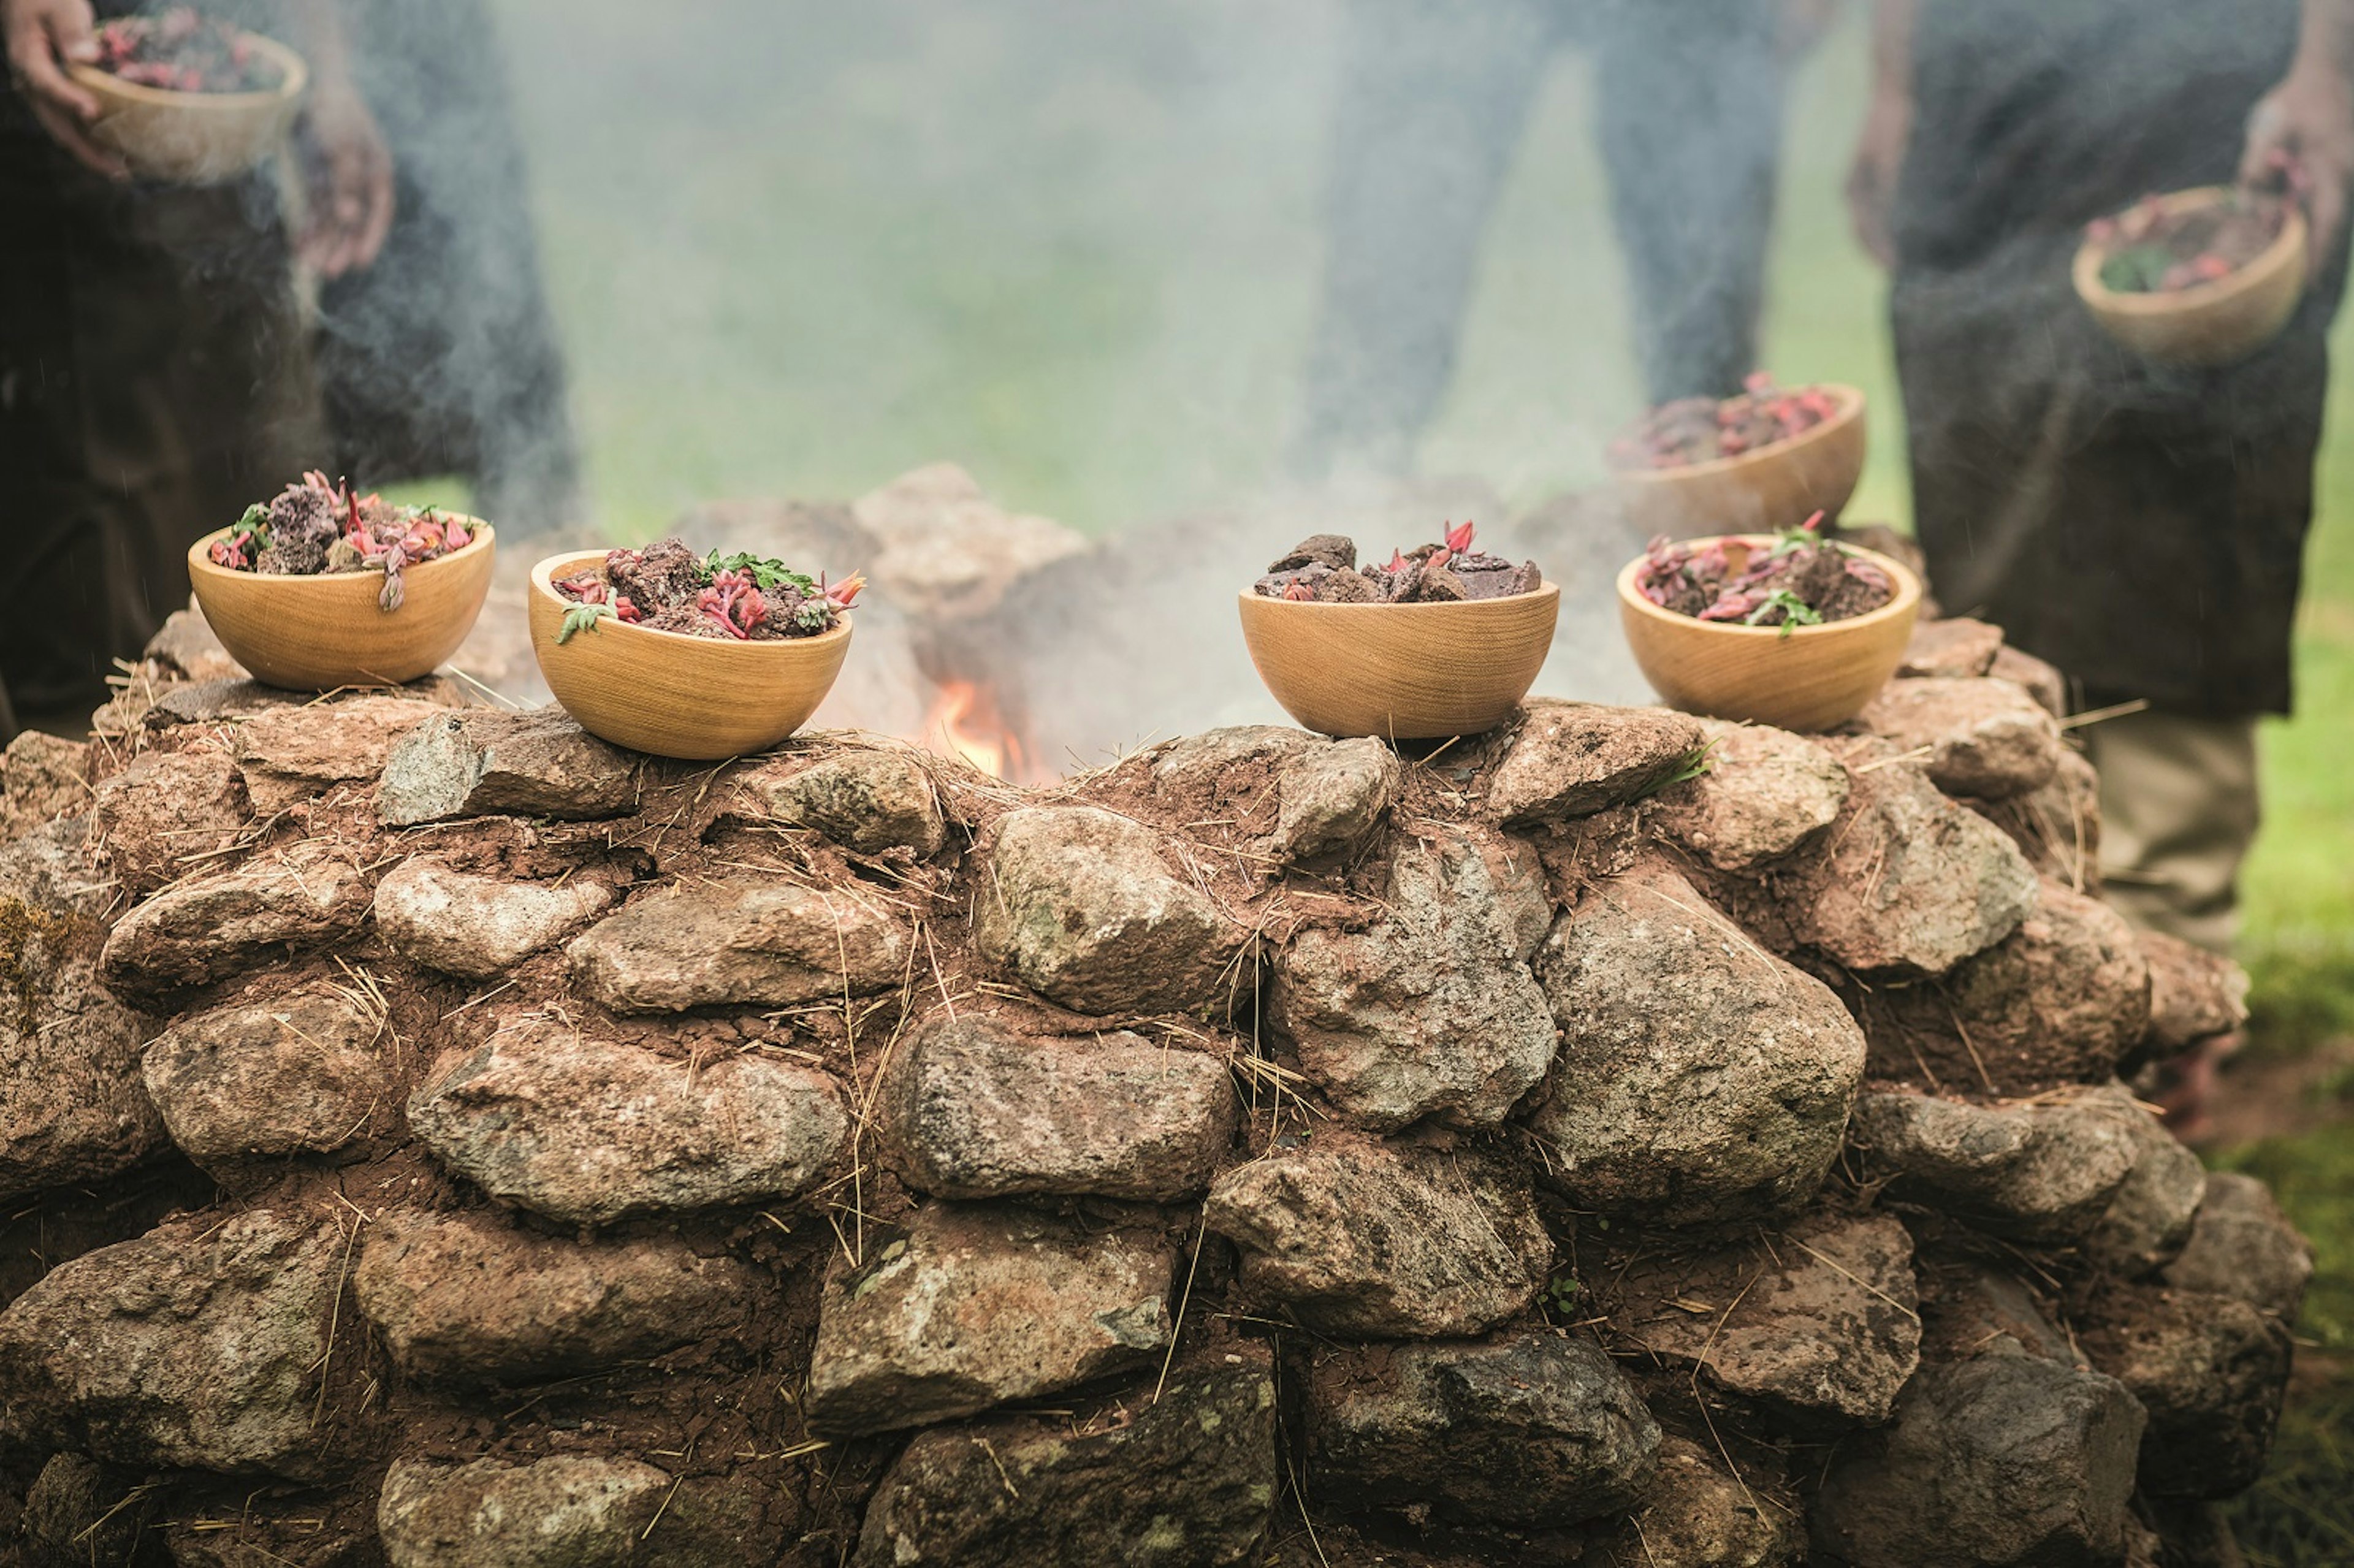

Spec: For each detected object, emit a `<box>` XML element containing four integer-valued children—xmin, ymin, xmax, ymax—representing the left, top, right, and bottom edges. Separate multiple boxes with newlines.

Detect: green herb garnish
<box><xmin>1745</xmin><ymin>590</ymin><xmax>1825</xmax><ymax>638</ymax></box>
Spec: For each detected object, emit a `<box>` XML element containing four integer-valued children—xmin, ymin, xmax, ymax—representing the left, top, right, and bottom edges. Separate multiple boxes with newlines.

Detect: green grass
<box><xmin>482</xmin><ymin>7</ymin><xmax>2352</xmax><ymax>1548</ymax></box>
<box><xmin>2216</xmin><ymin>1130</ymin><xmax>2354</xmax><ymax>1566</ymax></box>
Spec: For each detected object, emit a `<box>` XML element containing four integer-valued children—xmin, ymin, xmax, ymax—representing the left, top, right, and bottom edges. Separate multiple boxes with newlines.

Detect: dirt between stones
<box><xmin>0</xmin><ymin>626</ymin><xmax>2288</xmax><ymax>1568</ymax></box>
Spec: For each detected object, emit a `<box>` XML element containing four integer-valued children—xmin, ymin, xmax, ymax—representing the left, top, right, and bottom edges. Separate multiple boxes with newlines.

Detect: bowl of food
<box><xmin>1606</xmin><ymin>376</ymin><xmax>1867</xmax><ymax>537</ymax></box>
<box><xmin>1238</xmin><ymin>522</ymin><xmax>1558</xmax><ymax>739</ymax></box>
<box><xmin>1615</xmin><ymin>517</ymin><xmax>1922</xmax><ymax>731</ymax></box>
<box><xmin>2073</xmin><ymin>183</ymin><xmax>2307</xmax><ymax>365</ymax></box>
<box><xmin>188</xmin><ymin>474</ymin><xmax>493</xmax><ymax>690</ymax></box>
<box><xmin>68</xmin><ymin>7</ymin><xmax>306</xmax><ymax>183</ymax></box>
<box><xmin>528</xmin><ymin>539</ymin><xmax>860</xmax><ymax>760</ymax></box>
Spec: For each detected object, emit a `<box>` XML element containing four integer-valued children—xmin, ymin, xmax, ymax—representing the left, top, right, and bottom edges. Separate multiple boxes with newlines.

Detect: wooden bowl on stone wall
<box><xmin>1615</xmin><ymin>536</ymin><xmax>1921</xmax><ymax>732</ymax></box>
<box><xmin>187</xmin><ymin>521</ymin><xmax>494</xmax><ymax>690</ymax></box>
<box><xmin>2072</xmin><ymin>187</ymin><xmax>2307</xmax><ymax>366</ymax></box>
<box><xmin>67</xmin><ymin>32</ymin><xmax>307</xmax><ymax>183</ymax></box>
<box><xmin>1609</xmin><ymin>384</ymin><xmax>1867</xmax><ymax>537</ymax></box>
<box><xmin>527</xmin><ymin>551</ymin><xmax>853</xmax><ymax>760</ymax></box>
<box><xmin>1236</xmin><ymin>583</ymin><xmax>1560</xmax><ymax>739</ymax></box>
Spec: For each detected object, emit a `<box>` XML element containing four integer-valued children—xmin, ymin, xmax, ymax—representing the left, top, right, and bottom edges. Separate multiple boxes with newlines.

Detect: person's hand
<box><xmin>295</xmin><ymin>74</ymin><xmax>392</xmax><ymax>277</ymax></box>
<box><xmin>1846</xmin><ymin>82</ymin><xmax>1912</xmax><ymax>268</ymax></box>
<box><xmin>2242</xmin><ymin>59</ymin><xmax>2354</xmax><ymax>272</ymax></box>
<box><xmin>2</xmin><ymin>0</ymin><xmax>126</xmax><ymax>177</ymax></box>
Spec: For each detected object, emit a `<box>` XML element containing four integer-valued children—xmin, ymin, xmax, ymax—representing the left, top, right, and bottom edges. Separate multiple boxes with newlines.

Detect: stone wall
<box><xmin>0</xmin><ymin>610</ymin><xmax>2307</xmax><ymax>1568</ymax></box>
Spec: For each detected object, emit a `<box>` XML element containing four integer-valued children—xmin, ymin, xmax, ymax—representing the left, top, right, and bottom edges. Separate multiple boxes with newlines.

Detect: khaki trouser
<box><xmin>2081</xmin><ymin>709</ymin><xmax>2261</xmax><ymax>957</ymax></box>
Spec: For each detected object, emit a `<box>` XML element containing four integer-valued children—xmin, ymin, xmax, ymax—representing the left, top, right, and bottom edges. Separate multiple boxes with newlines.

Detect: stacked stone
<box><xmin>0</xmin><ymin>611</ymin><xmax>2307</xmax><ymax>1567</ymax></box>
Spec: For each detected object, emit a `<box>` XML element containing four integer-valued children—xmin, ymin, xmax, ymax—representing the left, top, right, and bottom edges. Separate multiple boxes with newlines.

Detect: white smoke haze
<box><xmin>424</xmin><ymin>0</ymin><xmax>1908</xmax><ymax>761</ymax></box>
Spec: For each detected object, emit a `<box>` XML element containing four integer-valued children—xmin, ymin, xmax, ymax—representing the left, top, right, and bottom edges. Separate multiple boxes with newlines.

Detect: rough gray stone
<box><xmin>1205</xmin><ymin>1139</ymin><xmax>1548</xmax><ymax>1338</ymax></box>
<box><xmin>1810</xmin><ymin>1353</ymin><xmax>2146</xmax><ymax>1568</ymax></box>
<box><xmin>855</xmin><ymin>1364</ymin><xmax>1277</xmax><ymax>1567</ymax></box>
<box><xmin>353</xmin><ymin>1209</ymin><xmax>761</xmax><ymax>1385</ymax></box>
<box><xmin>0</xmin><ymin>823</ymin><xmax>166</xmax><ymax>1201</ymax></box>
<box><xmin>1268</xmin><ymin>737</ymin><xmax>1400</xmax><ymax>865</ymax></box>
<box><xmin>2084</xmin><ymin>1100</ymin><xmax>2207</xmax><ymax>1278</ymax></box>
<box><xmin>375</xmin><ymin>860</ymin><xmax>617</xmax><ymax>980</ymax></box>
<box><xmin>2140</xmin><ymin>931</ymin><xmax>2250</xmax><ymax>1057</ymax></box>
<box><xmin>1967</xmin><ymin>747</ymin><xmax>2103</xmax><ymax>893</ymax></box>
<box><xmin>1789</xmin><ymin>751</ymin><xmax>2040</xmax><ymax>975</ymax></box>
<box><xmin>877</xmin><ymin>1016</ymin><xmax>1237</xmax><ymax>1201</ymax></box>
<box><xmin>1647</xmin><ymin>720</ymin><xmax>1849</xmax><ymax>870</ymax></box>
<box><xmin>1859</xmin><ymin>677</ymin><xmax>2063</xmax><ymax>799</ymax></box>
<box><xmin>377</xmin><ymin>706</ymin><xmax>638</xmax><ymax>826</ymax></box>
<box><xmin>22</xmin><ymin>1452</ymin><xmax>159</xmax><ymax>1567</ymax></box>
<box><xmin>973</xmin><ymin>805</ymin><xmax>1245</xmax><ymax>1016</ymax></box>
<box><xmin>1586</xmin><ymin>1437</ymin><xmax>1802</xmax><ymax>1568</ymax></box>
<box><xmin>97</xmin><ymin>850</ymin><xmax>370</xmax><ymax>1000</ymax></box>
<box><xmin>728</xmin><ymin>748</ymin><xmax>948</xmax><ymax>856</ymax></box>
<box><xmin>1</xmin><ymin>730</ymin><xmax>91</xmax><ymax>843</ymax></box>
<box><xmin>1867</xmin><ymin>879</ymin><xmax>2152</xmax><ymax>1092</ymax></box>
<box><xmin>1918</xmin><ymin>1260</ymin><xmax>2083</xmax><ymax>1368</ymax></box>
<box><xmin>1526</xmin><ymin>859</ymin><xmax>1865</xmax><ymax>1223</ymax></box>
<box><xmin>1990</xmin><ymin>644</ymin><xmax>2069</xmax><ymax>718</ymax></box>
<box><xmin>568</xmin><ymin>873</ymin><xmax>907</xmax><ymax>1013</ymax></box>
<box><xmin>408</xmin><ymin>1031</ymin><xmax>847</xmax><ymax>1224</ymax></box>
<box><xmin>142</xmin><ymin>605</ymin><xmax>242</xmax><ymax>681</ymax></box>
<box><xmin>2162</xmin><ymin>1173</ymin><xmax>2313</xmax><ymax>1322</ymax></box>
<box><xmin>1612</xmin><ymin>1211</ymin><xmax>1921</xmax><ymax>1427</ymax></box>
<box><xmin>2084</xmin><ymin>1289</ymin><xmax>2291</xmax><ymax>1499</ymax></box>
<box><xmin>0</xmin><ymin>1209</ymin><xmax>338</xmax><ymax>1476</ymax></box>
<box><xmin>233</xmin><ymin>696</ymin><xmax>441</xmax><ymax>813</ymax></box>
<box><xmin>806</xmin><ymin>1203</ymin><xmax>1176</xmax><ymax>1437</ymax></box>
<box><xmin>136</xmin><ymin>677</ymin><xmax>305</xmax><ymax>729</ymax></box>
<box><xmin>89</xmin><ymin>747</ymin><xmax>249</xmax><ymax>896</ymax></box>
<box><xmin>853</xmin><ymin>460</ymin><xmax>1090</xmax><ymax>621</ymax></box>
<box><xmin>1485</xmin><ymin>699</ymin><xmax>1702</xmax><ymax>824</ymax></box>
<box><xmin>1147</xmin><ymin>726</ymin><xmax>1314</xmax><ymax>791</ymax></box>
<box><xmin>1851</xmin><ymin>1086</ymin><xmax>2144</xmax><ymax>1244</ymax></box>
<box><xmin>376</xmin><ymin>1455</ymin><xmax>669</xmax><ymax>1568</ymax></box>
<box><xmin>140</xmin><ymin>988</ymin><xmax>382</xmax><ymax>1165</ymax></box>
<box><xmin>1301</xmin><ymin>1332</ymin><xmax>1660</xmax><ymax>1526</ymax></box>
<box><xmin>1270</xmin><ymin>827</ymin><xmax>1553</xmax><ymax>1130</ymax></box>
<box><xmin>1900</xmin><ymin>617</ymin><xmax>2005</xmax><ymax>680</ymax></box>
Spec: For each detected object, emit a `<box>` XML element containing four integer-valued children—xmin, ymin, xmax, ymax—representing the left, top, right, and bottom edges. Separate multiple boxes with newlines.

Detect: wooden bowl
<box><xmin>187</xmin><ymin>521</ymin><xmax>495</xmax><ymax>691</ymax></box>
<box><xmin>1615</xmin><ymin>537</ymin><xmax>1921</xmax><ymax>732</ymax></box>
<box><xmin>1236</xmin><ymin>583</ymin><xmax>1560</xmax><ymax>739</ymax></box>
<box><xmin>1608</xmin><ymin>384</ymin><xmax>1867</xmax><ymax>537</ymax></box>
<box><xmin>527</xmin><ymin>552</ymin><xmax>853</xmax><ymax>760</ymax></box>
<box><xmin>2072</xmin><ymin>188</ymin><xmax>2308</xmax><ymax>366</ymax></box>
<box><xmin>67</xmin><ymin>32</ymin><xmax>307</xmax><ymax>183</ymax></box>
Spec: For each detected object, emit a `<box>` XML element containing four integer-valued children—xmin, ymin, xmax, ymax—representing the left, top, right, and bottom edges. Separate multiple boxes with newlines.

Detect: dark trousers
<box><xmin>1892</xmin><ymin>0</ymin><xmax>2331</xmax><ymax>714</ymax></box>
<box><xmin>1292</xmin><ymin>0</ymin><xmax>1786</xmax><ymax>478</ymax></box>
<box><xmin>0</xmin><ymin>103</ymin><xmax>322</xmax><ymax>734</ymax></box>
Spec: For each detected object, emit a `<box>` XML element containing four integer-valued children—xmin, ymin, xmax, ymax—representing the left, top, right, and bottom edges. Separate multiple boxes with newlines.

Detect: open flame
<box><xmin>919</xmin><ymin>679</ymin><xmax>1031</xmax><ymax>782</ymax></box>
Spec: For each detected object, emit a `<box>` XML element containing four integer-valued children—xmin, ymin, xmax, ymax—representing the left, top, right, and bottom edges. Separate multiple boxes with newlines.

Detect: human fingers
<box><xmin>26</xmin><ymin>86</ymin><xmax>124</xmax><ymax>175</ymax></box>
<box><xmin>7</xmin><ymin>1</ymin><xmax>102</xmax><ymax>122</ymax></box>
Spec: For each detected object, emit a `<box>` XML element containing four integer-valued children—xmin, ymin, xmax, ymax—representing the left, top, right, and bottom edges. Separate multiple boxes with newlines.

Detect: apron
<box><xmin>1892</xmin><ymin>0</ymin><xmax>2340</xmax><ymax>715</ymax></box>
<box><xmin>0</xmin><ymin>0</ymin><xmax>322</xmax><ymax>725</ymax></box>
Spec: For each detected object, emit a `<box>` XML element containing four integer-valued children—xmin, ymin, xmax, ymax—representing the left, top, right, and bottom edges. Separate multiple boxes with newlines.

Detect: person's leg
<box><xmin>2079</xmin><ymin>707</ymin><xmax>2261</xmax><ymax>957</ymax></box>
<box><xmin>2079</xmin><ymin>708</ymin><xmax>2260</xmax><ymax>1140</ymax></box>
<box><xmin>1593</xmin><ymin>0</ymin><xmax>1784</xmax><ymax>403</ymax></box>
<box><xmin>1290</xmin><ymin>0</ymin><xmax>1561</xmax><ymax>481</ymax></box>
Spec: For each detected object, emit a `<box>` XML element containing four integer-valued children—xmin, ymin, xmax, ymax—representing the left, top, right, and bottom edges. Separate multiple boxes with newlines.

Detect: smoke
<box><xmin>470</xmin><ymin>0</ymin><xmax>1866</xmax><ymax>532</ymax></box>
<box><xmin>376</xmin><ymin>1</ymin><xmax>1903</xmax><ymax>750</ymax></box>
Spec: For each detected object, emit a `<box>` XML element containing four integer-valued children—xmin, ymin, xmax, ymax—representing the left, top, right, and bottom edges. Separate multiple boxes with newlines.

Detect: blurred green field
<box><xmin>489</xmin><ymin>6</ymin><xmax>2351</xmax><ymax>1556</ymax></box>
